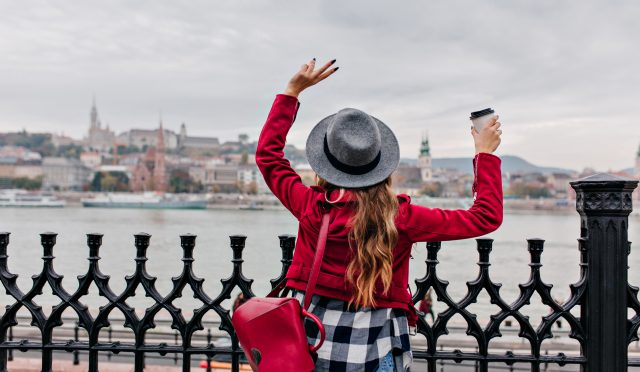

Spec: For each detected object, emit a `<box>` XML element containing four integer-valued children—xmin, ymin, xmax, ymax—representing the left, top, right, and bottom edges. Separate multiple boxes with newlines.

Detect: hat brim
<box><xmin>305</xmin><ymin>112</ymin><xmax>400</xmax><ymax>189</ymax></box>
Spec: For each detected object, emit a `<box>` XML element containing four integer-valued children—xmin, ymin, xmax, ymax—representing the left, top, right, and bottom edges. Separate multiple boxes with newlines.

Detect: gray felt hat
<box><xmin>306</xmin><ymin>108</ymin><xmax>400</xmax><ymax>188</ymax></box>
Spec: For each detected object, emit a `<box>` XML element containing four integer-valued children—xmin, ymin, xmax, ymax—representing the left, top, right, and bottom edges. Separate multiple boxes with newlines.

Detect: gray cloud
<box><xmin>0</xmin><ymin>0</ymin><xmax>638</xmax><ymax>171</ymax></box>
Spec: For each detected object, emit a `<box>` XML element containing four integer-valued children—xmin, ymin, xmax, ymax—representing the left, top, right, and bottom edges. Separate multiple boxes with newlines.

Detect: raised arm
<box><xmin>399</xmin><ymin>114</ymin><xmax>503</xmax><ymax>242</ymax></box>
<box><xmin>255</xmin><ymin>58</ymin><xmax>339</xmax><ymax>219</ymax></box>
<box><xmin>399</xmin><ymin>152</ymin><xmax>503</xmax><ymax>242</ymax></box>
<box><xmin>256</xmin><ymin>95</ymin><xmax>313</xmax><ymax>219</ymax></box>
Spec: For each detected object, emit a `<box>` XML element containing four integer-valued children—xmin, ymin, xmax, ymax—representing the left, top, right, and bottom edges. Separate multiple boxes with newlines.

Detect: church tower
<box><xmin>179</xmin><ymin>123</ymin><xmax>187</xmax><ymax>147</ymax></box>
<box><xmin>418</xmin><ymin>133</ymin><xmax>432</xmax><ymax>182</ymax></box>
<box><xmin>90</xmin><ymin>96</ymin><xmax>100</xmax><ymax>130</ymax></box>
<box><xmin>85</xmin><ymin>96</ymin><xmax>114</xmax><ymax>152</ymax></box>
<box><xmin>153</xmin><ymin>120</ymin><xmax>168</xmax><ymax>192</ymax></box>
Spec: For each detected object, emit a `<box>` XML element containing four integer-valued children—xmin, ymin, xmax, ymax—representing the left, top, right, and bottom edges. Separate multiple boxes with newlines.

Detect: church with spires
<box><xmin>85</xmin><ymin>97</ymin><xmax>115</xmax><ymax>152</ymax></box>
<box><xmin>129</xmin><ymin>119</ymin><xmax>168</xmax><ymax>192</ymax></box>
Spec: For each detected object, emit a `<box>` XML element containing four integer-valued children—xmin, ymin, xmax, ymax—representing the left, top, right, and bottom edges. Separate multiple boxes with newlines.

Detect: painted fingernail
<box><xmin>313</xmin><ymin>57</ymin><xmax>316</xmax><ymax>61</ymax></box>
<box><xmin>331</xmin><ymin>59</ymin><xmax>336</xmax><ymax>64</ymax></box>
<box><xmin>334</xmin><ymin>67</ymin><xmax>339</xmax><ymax>71</ymax></box>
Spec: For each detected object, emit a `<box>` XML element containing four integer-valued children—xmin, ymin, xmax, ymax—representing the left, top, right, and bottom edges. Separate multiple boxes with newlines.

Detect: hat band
<box><xmin>323</xmin><ymin>135</ymin><xmax>381</xmax><ymax>176</ymax></box>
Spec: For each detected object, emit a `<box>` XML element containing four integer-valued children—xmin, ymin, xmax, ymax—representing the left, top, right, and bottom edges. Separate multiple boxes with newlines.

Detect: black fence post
<box><xmin>439</xmin><ymin>344</ymin><xmax>444</xmax><ymax>372</ymax></box>
<box><xmin>206</xmin><ymin>328</ymin><xmax>212</xmax><ymax>372</ymax></box>
<box><xmin>40</xmin><ymin>232</ymin><xmax>58</xmax><ymax>372</ymax></box>
<box><xmin>174</xmin><ymin>330</ymin><xmax>179</xmax><ymax>365</ymax></box>
<box><xmin>270</xmin><ymin>235</ymin><xmax>295</xmax><ymax>291</ymax></box>
<box><xmin>86</xmin><ymin>232</ymin><xmax>103</xmax><ymax>372</ymax></box>
<box><xmin>229</xmin><ymin>235</ymin><xmax>248</xmax><ymax>372</ymax></box>
<box><xmin>0</xmin><ymin>233</ymin><xmax>9</xmax><ymax>372</ymax></box>
<box><xmin>133</xmin><ymin>233</ymin><xmax>151</xmax><ymax>372</ymax></box>
<box><xmin>571</xmin><ymin>173</ymin><xmax>638</xmax><ymax>371</ymax></box>
<box><xmin>107</xmin><ymin>327</ymin><xmax>112</xmax><ymax>361</ymax></box>
<box><xmin>7</xmin><ymin>326</ymin><xmax>11</xmax><ymax>361</ymax></box>
<box><xmin>73</xmin><ymin>321</ymin><xmax>79</xmax><ymax>365</ymax></box>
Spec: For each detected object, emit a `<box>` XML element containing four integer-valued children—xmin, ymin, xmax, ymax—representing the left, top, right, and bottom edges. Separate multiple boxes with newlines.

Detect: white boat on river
<box><xmin>81</xmin><ymin>192</ymin><xmax>208</xmax><ymax>210</ymax></box>
<box><xmin>0</xmin><ymin>189</ymin><xmax>66</xmax><ymax>208</ymax></box>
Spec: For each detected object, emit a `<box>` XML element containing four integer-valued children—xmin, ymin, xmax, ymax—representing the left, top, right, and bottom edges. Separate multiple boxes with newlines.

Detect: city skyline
<box><xmin>1</xmin><ymin>1</ymin><xmax>638</xmax><ymax>171</ymax></box>
<box><xmin>3</xmin><ymin>95</ymin><xmax>636</xmax><ymax>174</ymax></box>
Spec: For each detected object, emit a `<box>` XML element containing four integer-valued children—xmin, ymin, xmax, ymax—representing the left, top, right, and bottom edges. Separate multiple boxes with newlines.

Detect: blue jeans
<box><xmin>375</xmin><ymin>351</ymin><xmax>395</xmax><ymax>372</ymax></box>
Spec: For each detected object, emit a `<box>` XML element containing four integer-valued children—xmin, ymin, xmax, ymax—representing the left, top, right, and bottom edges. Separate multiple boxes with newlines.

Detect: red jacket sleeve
<box><xmin>399</xmin><ymin>152</ymin><xmax>503</xmax><ymax>242</ymax></box>
<box><xmin>256</xmin><ymin>94</ymin><xmax>316</xmax><ymax>220</ymax></box>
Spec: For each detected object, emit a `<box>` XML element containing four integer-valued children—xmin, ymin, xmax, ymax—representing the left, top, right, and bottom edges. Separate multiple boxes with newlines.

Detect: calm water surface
<box><xmin>2</xmin><ymin>206</ymin><xmax>640</xmax><ymax>325</ymax></box>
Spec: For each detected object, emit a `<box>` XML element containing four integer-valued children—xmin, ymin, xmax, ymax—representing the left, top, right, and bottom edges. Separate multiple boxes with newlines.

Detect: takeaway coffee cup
<box><xmin>470</xmin><ymin>108</ymin><xmax>496</xmax><ymax>131</ymax></box>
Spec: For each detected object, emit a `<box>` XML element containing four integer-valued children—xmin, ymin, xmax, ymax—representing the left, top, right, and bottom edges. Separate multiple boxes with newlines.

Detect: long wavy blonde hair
<box><xmin>317</xmin><ymin>176</ymin><xmax>399</xmax><ymax>308</ymax></box>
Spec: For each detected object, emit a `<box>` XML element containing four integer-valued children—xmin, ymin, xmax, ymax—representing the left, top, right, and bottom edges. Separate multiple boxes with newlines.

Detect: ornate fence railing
<box><xmin>0</xmin><ymin>173</ymin><xmax>639</xmax><ymax>372</ymax></box>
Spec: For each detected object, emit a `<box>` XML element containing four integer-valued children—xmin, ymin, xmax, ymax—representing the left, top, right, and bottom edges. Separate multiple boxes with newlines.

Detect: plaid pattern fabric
<box><xmin>293</xmin><ymin>290</ymin><xmax>412</xmax><ymax>372</ymax></box>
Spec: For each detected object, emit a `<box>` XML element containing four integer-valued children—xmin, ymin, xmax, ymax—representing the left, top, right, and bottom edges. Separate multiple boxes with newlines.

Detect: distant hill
<box><xmin>400</xmin><ymin>155</ymin><xmax>576</xmax><ymax>175</ymax></box>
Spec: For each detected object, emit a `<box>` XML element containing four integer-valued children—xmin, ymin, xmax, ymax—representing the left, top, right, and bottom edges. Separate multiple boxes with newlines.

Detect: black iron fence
<box><xmin>4</xmin><ymin>315</ymin><xmax>222</xmax><ymax>368</ymax></box>
<box><xmin>0</xmin><ymin>173</ymin><xmax>639</xmax><ymax>372</ymax></box>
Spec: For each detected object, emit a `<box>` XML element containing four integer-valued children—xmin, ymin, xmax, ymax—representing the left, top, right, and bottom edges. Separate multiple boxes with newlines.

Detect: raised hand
<box><xmin>284</xmin><ymin>58</ymin><xmax>339</xmax><ymax>98</ymax></box>
<box><xmin>471</xmin><ymin>115</ymin><xmax>502</xmax><ymax>154</ymax></box>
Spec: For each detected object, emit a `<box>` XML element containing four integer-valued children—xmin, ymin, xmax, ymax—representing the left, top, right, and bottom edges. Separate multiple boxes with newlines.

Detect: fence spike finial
<box><xmin>0</xmin><ymin>232</ymin><xmax>10</xmax><ymax>259</ymax></box>
<box><xmin>40</xmin><ymin>232</ymin><xmax>57</xmax><ymax>259</ymax></box>
<box><xmin>86</xmin><ymin>233</ymin><xmax>103</xmax><ymax>261</ymax></box>
<box><xmin>526</xmin><ymin>238</ymin><xmax>545</xmax><ymax>266</ymax></box>
<box><xmin>133</xmin><ymin>232</ymin><xmax>151</xmax><ymax>260</ymax></box>
<box><xmin>229</xmin><ymin>235</ymin><xmax>247</xmax><ymax>261</ymax></box>
<box><xmin>180</xmin><ymin>234</ymin><xmax>197</xmax><ymax>260</ymax></box>
<box><xmin>476</xmin><ymin>238</ymin><xmax>493</xmax><ymax>265</ymax></box>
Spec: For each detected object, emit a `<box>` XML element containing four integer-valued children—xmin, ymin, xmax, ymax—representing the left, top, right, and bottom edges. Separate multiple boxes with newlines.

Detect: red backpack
<box><xmin>232</xmin><ymin>212</ymin><xmax>330</xmax><ymax>371</ymax></box>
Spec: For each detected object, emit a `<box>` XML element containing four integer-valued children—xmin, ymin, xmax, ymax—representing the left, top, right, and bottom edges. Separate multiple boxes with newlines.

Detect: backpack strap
<box><xmin>303</xmin><ymin>211</ymin><xmax>331</xmax><ymax>310</ymax></box>
<box><xmin>267</xmin><ymin>203</ymin><xmax>332</xmax><ymax>306</ymax></box>
<box><xmin>267</xmin><ymin>277</ymin><xmax>288</xmax><ymax>297</ymax></box>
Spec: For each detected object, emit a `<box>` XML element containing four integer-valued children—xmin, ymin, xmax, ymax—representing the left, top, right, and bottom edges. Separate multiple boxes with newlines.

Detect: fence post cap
<box><xmin>570</xmin><ymin>173</ymin><xmax>638</xmax><ymax>190</ymax></box>
<box><xmin>571</xmin><ymin>173</ymin><xmax>638</xmax><ymax>215</ymax></box>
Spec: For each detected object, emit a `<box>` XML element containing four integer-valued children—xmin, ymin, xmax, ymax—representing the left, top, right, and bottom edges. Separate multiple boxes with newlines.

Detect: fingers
<box><xmin>304</xmin><ymin>58</ymin><xmax>337</xmax><ymax>78</ymax></box>
<box><xmin>291</xmin><ymin>57</ymin><xmax>338</xmax><ymax>94</ymax></box>
<box><xmin>317</xmin><ymin>65</ymin><xmax>339</xmax><ymax>81</ymax></box>
<box><xmin>307</xmin><ymin>58</ymin><xmax>316</xmax><ymax>74</ymax></box>
<box><xmin>300</xmin><ymin>58</ymin><xmax>316</xmax><ymax>73</ymax></box>
<box><xmin>315</xmin><ymin>59</ymin><xmax>337</xmax><ymax>76</ymax></box>
<box><xmin>487</xmin><ymin>115</ymin><xmax>501</xmax><ymax>136</ymax></box>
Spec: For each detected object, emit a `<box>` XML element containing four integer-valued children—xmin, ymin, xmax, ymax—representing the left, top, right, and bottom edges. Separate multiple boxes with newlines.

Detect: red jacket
<box><xmin>256</xmin><ymin>94</ymin><xmax>503</xmax><ymax>326</ymax></box>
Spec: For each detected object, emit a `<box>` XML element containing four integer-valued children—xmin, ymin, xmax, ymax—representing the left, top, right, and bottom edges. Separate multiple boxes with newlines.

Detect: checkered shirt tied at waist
<box><xmin>293</xmin><ymin>290</ymin><xmax>413</xmax><ymax>372</ymax></box>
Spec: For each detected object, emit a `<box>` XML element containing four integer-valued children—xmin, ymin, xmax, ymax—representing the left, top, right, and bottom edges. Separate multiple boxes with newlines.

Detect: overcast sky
<box><xmin>0</xmin><ymin>1</ymin><xmax>638</xmax><ymax>171</ymax></box>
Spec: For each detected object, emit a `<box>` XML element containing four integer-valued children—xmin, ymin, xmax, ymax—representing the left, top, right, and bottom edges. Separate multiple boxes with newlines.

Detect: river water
<box><xmin>2</xmin><ymin>206</ymin><xmax>640</xmax><ymax>329</ymax></box>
